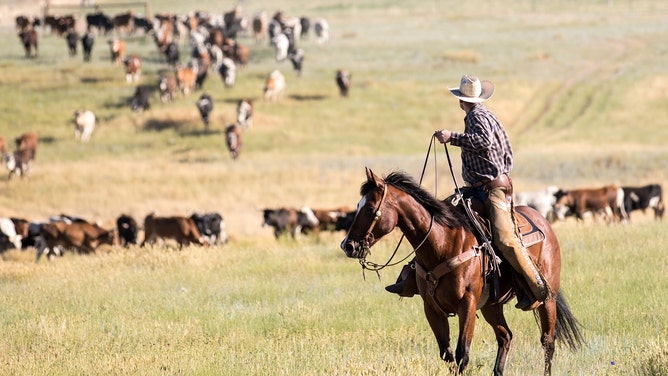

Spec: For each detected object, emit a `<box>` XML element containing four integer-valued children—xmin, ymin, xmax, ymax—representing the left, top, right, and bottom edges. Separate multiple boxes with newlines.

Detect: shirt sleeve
<box><xmin>449</xmin><ymin>113</ymin><xmax>493</xmax><ymax>151</ymax></box>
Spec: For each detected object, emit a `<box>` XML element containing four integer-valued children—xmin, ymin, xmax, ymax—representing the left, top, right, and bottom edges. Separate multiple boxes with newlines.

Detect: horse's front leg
<box><xmin>480</xmin><ymin>304</ymin><xmax>513</xmax><ymax>376</ymax></box>
<box><xmin>455</xmin><ymin>297</ymin><xmax>479</xmax><ymax>374</ymax></box>
<box><xmin>423</xmin><ymin>301</ymin><xmax>454</xmax><ymax>362</ymax></box>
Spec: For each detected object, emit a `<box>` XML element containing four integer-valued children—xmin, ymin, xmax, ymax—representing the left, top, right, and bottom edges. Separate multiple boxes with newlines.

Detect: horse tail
<box><xmin>552</xmin><ymin>290</ymin><xmax>585</xmax><ymax>351</ymax></box>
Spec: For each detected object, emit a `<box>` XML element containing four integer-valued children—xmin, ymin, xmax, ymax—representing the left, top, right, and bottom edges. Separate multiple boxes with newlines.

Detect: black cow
<box><xmin>81</xmin><ymin>31</ymin><xmax>94</xmax><ymax>62</ymax></box>
<box><xmin>116</xmin><ymin>214</ymin><xmax>138</xmax><ymax>247</ymax></box>
<box><xmin>299</xmin><ymin>17</ymin><xmax>310</xmax><ymax>38</ymax></box>
<box><xmin>133</xmin><ymin>15</ymin><xmax>154</xmax><ymax>35</ymax></box>
<box><xmin>334</xmin><ymin>210</ymin><xmax>356</xmax><ymax>232</ymax></box>
<box><xmin>163</xmin><ymin>42</ymin><xmax>179</xmax><ymax>66</ymax></box>
<box><xmin>86</xmin><ymin>12</ymin><xmax>114</xmax><ymax>35</ymax></box>
<box><xmin>336</xmin><ymin>70</ymin><xmax>351</xmax><ymax>97</ymax></box>
<box><xmin>289</xmin><ymin>49</ymin><xmax>304</xmax><ymax>76</ymax></box>
<box><xmin>196</xmin><ymin>92</ymin><xmax>213</xmax><ymax>131</ymax></box>
<box><xmin>130</xmin><ymin>85</ymin><xmax>150</xmax><ymax>112</ymax></box>
<box><xmin>190</xmin><ymin>212</ymin><xmax>227</xmax><ymax>245</ymax></box>
<box><xmin>65</xmin><ymin>30</ymin><xmax>79</xmax><ymax>56</ymax></box>
<box><xmin>622</xmin><ymin>184</ymin><xmax>664</xmax><ymax>221</ymax></box>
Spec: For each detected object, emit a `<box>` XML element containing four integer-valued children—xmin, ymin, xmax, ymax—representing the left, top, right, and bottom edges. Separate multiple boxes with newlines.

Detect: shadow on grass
<box><xmin>288</xmin><ymin>94</ymin><xmax>328</xmax><ymax>101</ymax></box>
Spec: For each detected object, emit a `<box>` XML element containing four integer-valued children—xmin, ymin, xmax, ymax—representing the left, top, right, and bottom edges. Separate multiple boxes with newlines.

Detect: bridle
<box><xmin>357</xmin><ymin>136</ymin><xmax>440</xmax><ymax>278</ymax></box>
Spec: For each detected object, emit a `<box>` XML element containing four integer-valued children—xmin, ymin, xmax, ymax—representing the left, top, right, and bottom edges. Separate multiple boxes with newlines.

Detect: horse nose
<box><xmin>340</xmin><ymin>238</ymin><xmax>355</xmax><ymax>257</ymax></box>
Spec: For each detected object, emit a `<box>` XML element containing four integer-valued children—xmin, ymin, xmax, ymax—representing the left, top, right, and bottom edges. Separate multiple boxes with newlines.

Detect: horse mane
<box><xmin>361</xmin><ymin>170</ymin><xmax>471</xmax><ymax>231</ymax></box>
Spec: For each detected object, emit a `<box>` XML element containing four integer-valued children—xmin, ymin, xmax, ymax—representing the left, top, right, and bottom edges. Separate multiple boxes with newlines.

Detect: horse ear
<box><xmin>365</xmin><ymin>167</ymin><xmax>373</xmax><ymax>181</ymax></box>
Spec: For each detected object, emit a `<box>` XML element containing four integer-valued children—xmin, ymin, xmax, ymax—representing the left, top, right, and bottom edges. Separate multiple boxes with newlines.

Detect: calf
<box><xmin>225</xmin><ymin>124</ymin><xmax>242</xmax><ymax>160</ymax></box>
<box><xmin>142</xmin><ymin>213</ymin><xmax>205</xmax><ymax>247</ymax></box>
<box><xmin>130</xmin><ymin>85</ymin><xmax>151</xmax><ymax>112</ymax></box>
<box><xmin>123</xmin><ymin>54</ymin><xmax>142</xmax><ymax>83</ymax></box>
<box><xmin>116</xmin><ymin>214</ymin><xmax>138</xmax><ymax>247</ymax></box>
<box><xmin>65</xmin><ymin>30</ymin><xmax>79</xmax><ymax>56</ymax></box>
<box><xmin>236</xmin><ymin>98</ymin><xmax>253</xmax><ymax>130</ymax></box>
<box><xmin>109</xmin><ymin>38</ymin><xmax>126</xmax><ymax>65</ymax></box>
<box><xmin>190</xmin><ymin>212</ymin><xmax>227</xmax><ymax>245</ymax></box>
<box><xmin>196</xmin><ymin>92</ymin><xmax>214</xmax><ymax>131</ymax></box>
<box><xmin>158</xmin><ymin>73</ymin><xmax>178</xmax><ymax>104</ymax></box>
<box><xmin>37</xmin><ymin>221</ymin><xmax>116</xmax><ymax>262</ymax></box>
<box><xmin>263</xmin><ymin>70</ymin><xmax>285</xmax><ymax>102</ymax></box>
<box><xmin>336</xmin><ymin>70</ymin><xmax>351</xmax><ymax>97</ymax></box>
<box><xmin>73</xmin><ymin>110</ymin><xmax>96</xmax><ymax>142</ymax></box>
<box><xmin>81</xmin><ymin>31</ymin><xmax>95</xmax><ymax>62</ymax></box>
<box><xmin>19</xmin><ymin>29</ymin><xmax>38</xmax><ymax>58</ymax></box>
<box><xmin>622</xmin><ymin>184</ymin><xmax>664</xmax><ymax>221</ymax></box>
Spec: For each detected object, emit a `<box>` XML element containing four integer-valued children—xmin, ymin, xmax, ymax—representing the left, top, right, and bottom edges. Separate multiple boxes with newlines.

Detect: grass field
<box><xmin>1</xmin><ymin>0</ymin><xmax>668</xmax><ymax>375</ymax></box>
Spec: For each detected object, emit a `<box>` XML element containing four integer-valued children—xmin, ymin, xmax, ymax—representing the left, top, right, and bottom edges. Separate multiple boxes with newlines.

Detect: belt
<box><xmin>468</xmin><ymin>173</ymin><xmax>511</xmax><ymax>191</ymax></box>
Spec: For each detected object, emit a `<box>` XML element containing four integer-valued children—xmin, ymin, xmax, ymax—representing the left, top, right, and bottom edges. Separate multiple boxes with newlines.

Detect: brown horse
<box><xmin>341</xmin><ymin>169</ymin><xmax>583</xmax><ymax>375</ymax></box>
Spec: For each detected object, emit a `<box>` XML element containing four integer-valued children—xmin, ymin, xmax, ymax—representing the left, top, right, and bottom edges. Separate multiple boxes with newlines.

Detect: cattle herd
<box><xmin>0</xmin><ymin>212</ymin><xmax>227</xmax><ymax>262</ymax></box>
<box><xmin>10</xmin><ymin>6</ymin><xmax>340</xmax><ymax>168</ymax></box>
<box><xmin>514</xmin><ymin>183</ymin><xmax>664</xmax><ymax>224</ymax></box>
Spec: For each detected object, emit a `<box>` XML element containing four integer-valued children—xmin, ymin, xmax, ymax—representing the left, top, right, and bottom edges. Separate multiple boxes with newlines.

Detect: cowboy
<box><xmin>385</xmin><ymin>74</ymin><xmax>548</xmax><ymax>311</ymax></box>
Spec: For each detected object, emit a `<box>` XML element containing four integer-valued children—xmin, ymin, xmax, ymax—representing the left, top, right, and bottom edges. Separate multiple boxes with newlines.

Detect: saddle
<box><xmin>449</xmin><ymin>193</ymin><xmax>545</xmax><ymax>250</ymax></box>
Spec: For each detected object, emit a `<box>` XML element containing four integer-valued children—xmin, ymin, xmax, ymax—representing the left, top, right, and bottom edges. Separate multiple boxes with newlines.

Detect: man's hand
<box><xmin>434</xmin><ymin>129</ymin><xmax>452</xmax><ymax>144</ymax></box>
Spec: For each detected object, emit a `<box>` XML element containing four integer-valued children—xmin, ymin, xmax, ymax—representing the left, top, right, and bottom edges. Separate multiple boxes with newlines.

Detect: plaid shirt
<box><xmin>449</xmin><ymin>103</ymin><xmax>513</xmax><ymax>185</ymax></box>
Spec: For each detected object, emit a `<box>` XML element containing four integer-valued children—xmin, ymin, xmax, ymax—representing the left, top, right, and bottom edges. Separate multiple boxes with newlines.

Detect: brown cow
<box><xmin>5</xmin><ymin>131</ymin><xmax>38</xmax><ymax>179</ymax></box>
<box><xmin>553</xmin><ymin>185</ymin><xmax>627</xmax><ymax>223</ymax></box>
<box><xmin>37</xmin><ymin>221</ymin><xmax>116</xmax><ymax>262</ymax></box>
<box><xmin>225</xmin><ymin>124</ymin><xmax>242</xmax><ymax>160</ymax></box>
<box><xmin>176</xmin><ymin>66</ymin><xmax>197</xmax><ymax>95</ymax></box>
<box><xmin>123</xmin><ymin>54</ymin><xmax>142</xmax><ymax>83</ymax></box>
<box><xmin>18</xmin><ymin>29</ymin><xmax>38</xmax><ymax>58</ymax></box>
<box><xmin>112</xmin><ymin>11</ymin><xmax>134</xmax><ymax>35</ymax></box>
<box><xmin>108</xmin><ymin>38</ymin><xmax>126</xmax><ymax>65</ymax></box>
<box><xmin>142</xmin><ymin>213</ymin><xmax>206</xmax><ymax>247</ymax></box>
<box><xmin>263</xmin><ymin>70</ymin><xmax>285</xmax><ymax>102</ymax></box>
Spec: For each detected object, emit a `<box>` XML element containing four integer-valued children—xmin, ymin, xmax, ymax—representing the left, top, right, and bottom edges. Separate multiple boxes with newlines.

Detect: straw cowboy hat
<box><xmin>449</xmin><ymin>74</ymin><xmax>494</xmax><ymax>103</ymax></box>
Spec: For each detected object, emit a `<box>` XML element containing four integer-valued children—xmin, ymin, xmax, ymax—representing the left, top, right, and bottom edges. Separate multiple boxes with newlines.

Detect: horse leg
<box><xmin>422</xmin><ymin>302</ymin><xmax>454</xmax><ymax>363</ymax></box>
<box><xmin>537</xmin><ymin>299</ymin><xmax>557</xmax><ymax>376</ymax></box>
<box><xmin>480</xmin><ymin>305</ymin><xmax>513</xmax><ymax>376</ymax></box>
<box><xmin>454</xmin><ymin>301</ymin><xmax>478</xmax><ymax>373</ymax></box>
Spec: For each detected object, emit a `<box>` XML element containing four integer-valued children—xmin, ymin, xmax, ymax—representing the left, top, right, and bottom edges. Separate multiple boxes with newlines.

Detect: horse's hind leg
<box><xmin>480</xmin><ymin>305</ymin><xmax>513</xmax><ymax>376</ymax></box>
<box><xmin>422</xmin><ymin>302</ymin><xmax>454</xmax><ymax>363</ymax></box>
<box><xmin>537</xmin><ymin>299</ymin><xmax>557</xmax><ymax>376</ymax></box>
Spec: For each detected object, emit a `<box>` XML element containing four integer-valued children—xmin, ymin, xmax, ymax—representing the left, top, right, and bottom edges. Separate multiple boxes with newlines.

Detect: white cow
<box><xmin>313</xmin><ymin>18</ymin><xmax>329</xmax><ymax>45</ymax></box>
<box><xmin>237</xmin><ymin>98</ymin><xmax>253</xmax><ymax>130</ymax></box>
<box><xmin>74</xmin><ymin>110</ymin><xmax>96</xmax><ymax>142</ymax></box>
<box><xmin>0</xmin><ymin>217</ymin><xmax>22</xmax><ymax>250</ymax></box>
<box><xmin>263</xmin><ymin>70</ymin><xmax>285</xmax><ymax>102</ymax></box>
<box><xmin>272</xmin><ymin>33</ymin><xmax>289</xmax><ymax>61</ymax></box>
<box><xmin>514</xmin><ymin>186</ymin><xmax>559</xmax><ymax>221</ymax></box>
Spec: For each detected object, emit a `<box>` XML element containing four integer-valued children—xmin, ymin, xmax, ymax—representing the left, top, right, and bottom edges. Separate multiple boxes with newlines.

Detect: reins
<box><xmin>358</xmin><ymin>135</ymin><xmax>441</xmax><ymax>280</ymax></box>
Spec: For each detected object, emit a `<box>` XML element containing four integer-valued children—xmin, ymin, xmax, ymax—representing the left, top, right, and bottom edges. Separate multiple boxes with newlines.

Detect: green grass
<box><xmin>1</xmin><ymin>0</ymin><xmax>668</xmax><ymax>374</ymax></box>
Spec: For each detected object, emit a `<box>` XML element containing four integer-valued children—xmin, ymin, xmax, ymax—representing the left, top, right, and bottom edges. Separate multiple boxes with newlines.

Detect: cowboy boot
<box><xmin>385</xmin><ymin>261</ymin><xmax>418</xmax><ymax>297</ymax></box>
